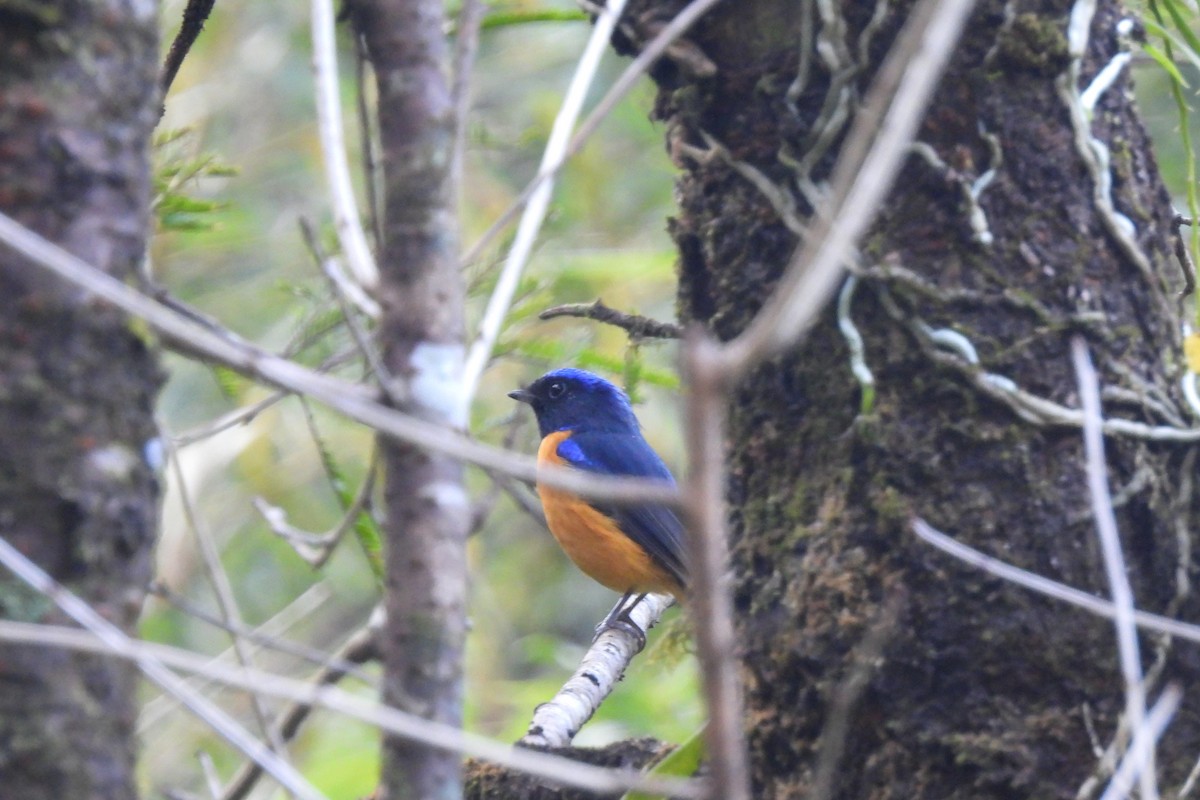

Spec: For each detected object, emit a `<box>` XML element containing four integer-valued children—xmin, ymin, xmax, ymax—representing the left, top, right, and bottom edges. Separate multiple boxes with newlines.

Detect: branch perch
<box><xmin>539</xmin><ymin>299</ymin><xmax>682</xmax><ymax>340</ymax></box>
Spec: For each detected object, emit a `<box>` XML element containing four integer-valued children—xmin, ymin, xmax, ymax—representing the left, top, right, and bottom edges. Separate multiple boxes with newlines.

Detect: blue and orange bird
<box><xmin>509</xmin><ymin>368</ymin><xmax>687</xmax><ymax>637</ymax></box>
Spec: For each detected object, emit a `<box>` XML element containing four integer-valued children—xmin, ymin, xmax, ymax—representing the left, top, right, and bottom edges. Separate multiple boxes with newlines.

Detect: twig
<box><xmin>168</xmin><ymin>443</ymin><xmax>290</xmax><ymax>760</ymax></box>
<box><xmin>220</xmin><ymin>625</ymin><xmax>380</xmax><ymax>800</ymax></box>
<box><xmin>161</xmin><ymin>0</ymin><xmax>217</xmax><ymax>95</ymax></box>
<box><xmin>353</xmin><ymin>34</ymin><xmax>385</xmax><ymax>251</ymax></box>
<box><xmin>450</xmin><ymin>0</ymin><xmax>485</xmax><ymax>194</ymax></box>
<box><xmin>140</xmin><ymin>585</ymin><xmax>339</xmax><ymax>732</ymax></box>
<box><xmin>459</xmin><ymin>0</ymin><xmax>729</xmax><ymax>270</ymax></box>
<box><xmin>520</xmin><ymin>594</ymin><xmax>675</xmax><ymax>747</ymax></box>
<box><xmin>811</xmin><ymin>591</ymin><xmax>904</xmax><ymax>800</ymax></box>
<box><xmin>312</xmin><ymin>0</ymin><xmax>379</xmax><ymax>289</ymax></box>
<box><xmin>258</xmin><ymin>404</ymin><xmax>379</xmax><ymax>570</ymax></box>
<box><xmin>147</xmin><ymin>582</ymin><xmax>377</xmax><ymax>684</ymax></box>
<box><xmin>1072</xmin><ymin>336</ymin><xmax>1154</xmax><ymax>800</ymax></box>
<box><xmin>683</xmin><ymin>332</ymin><xmax>750</xmax><ymax>800</ymax></box>
<box><xmin>299</xmin><ymin>218</ymin><xmax>392</xmax><ymax>396</ymax></box>
<box><xmin>0</xmin><ymin>209</ymin><xmax>678</xmax><ymax>507</ymax></box>
<box><xmin>0</xmin><ymin>536</ymin><xmax>327</xmax><ymax>800</ymax></box>
<box><xmin>1099</xmin><ymin>685</ymin><xmax>1181</xmax><ymax>800</ymax></box>
<box><xmin>460</xmin><ymin>0</ymin><xmax>630</xmax><ymax>403</ymax></box>
<box><xmin>911</xmin><ymin>518</ymin><xmax>1200</xmax><ymax>646</ymax></box>
<box><xmin>716</xmin><ymin>0</ymin><xmax>978</xmax><ymax>375</ymax></box>
<box><xmin>1173</xmin><ymin>213</ymin><xmax>1197</xmax><ymax>299</ymax></box>
<box><xmin>539</xmin><ymin>299</ymin><xmax>683</xmax><ymax>340</ymax></box>
<box><xmin>199</xmin><ymin>751</ymin><xmax>224</xmax><ymax>799</ymax></box>
<box><xmin>0</xmin><ymin>620</ymin><xmax>703</xmax><ymax>798</ymax></box>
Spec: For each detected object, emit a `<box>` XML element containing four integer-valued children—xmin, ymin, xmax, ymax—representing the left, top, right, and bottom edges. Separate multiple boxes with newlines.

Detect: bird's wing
<box><xmin>556</xmin><ymin>431</ymin><xmax>688</xmax><ymax>590</ymax></box>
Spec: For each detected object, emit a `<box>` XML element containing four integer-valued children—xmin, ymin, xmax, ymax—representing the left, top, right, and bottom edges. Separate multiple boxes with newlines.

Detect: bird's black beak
<box><xmin>508</xmin><ymin>388</ymin><xmax>534</xmax><ymax>404</ymax></box>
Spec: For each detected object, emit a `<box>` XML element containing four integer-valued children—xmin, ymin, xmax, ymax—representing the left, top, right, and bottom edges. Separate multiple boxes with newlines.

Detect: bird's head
<box><xmin>509</xmin><ymin>368</ymin><xmax>639</xmax><ymax>437</ymax></box>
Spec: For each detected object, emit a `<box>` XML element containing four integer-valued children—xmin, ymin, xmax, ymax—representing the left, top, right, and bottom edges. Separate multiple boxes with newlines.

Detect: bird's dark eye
<box><xmin>547</xmin><ymin>381</ymin><xmax>566</xmax><ymax>399</ymax></box>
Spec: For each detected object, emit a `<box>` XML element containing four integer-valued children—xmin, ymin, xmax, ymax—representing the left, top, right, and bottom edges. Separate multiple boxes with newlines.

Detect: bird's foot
<box><xmin>593</xmin><ymin>613</ymin><xmax>647</xmax><ymax>653</ymax></box>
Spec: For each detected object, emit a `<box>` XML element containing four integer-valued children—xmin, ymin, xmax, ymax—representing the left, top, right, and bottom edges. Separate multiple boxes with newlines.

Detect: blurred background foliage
<box><xmin>145</xmin><ymin>0</ymin><xmax>1197</xmax><ymax>797</ymax></box>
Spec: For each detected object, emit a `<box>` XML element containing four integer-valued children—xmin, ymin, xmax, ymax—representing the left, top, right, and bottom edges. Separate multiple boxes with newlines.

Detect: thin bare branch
<box><xmin>161</xmin><ymin>0</ymin><xmax>216</xmax><ymax>96</ymax></box>
<box><xmin>0</xmin><ymin>620</ymin><xmax>704</xmax><ymax>798</ymax></box>
<box><xmin>539</xmin><ymin>299</ymin><xmax>682</xmax><ymax>340</ymax></box>
<box><xmin>1099</xmin><ymin>685</ymin><xmax>1181</xmax><ymax>800</ymax></box>
<box><xmin>911</xmin><ymin>518</ymin><xmax>1200</xmax><ymax>646</ymax></box>
<box><xmin>258</xmin><ymin>434</ymin><xmax>379</xmax><ymax>570</ymax></box>
<box><xmin>220</xmin><ymin>625</ymin><xmax>379</xmax><ymax>800</ymax></box>
<box><xmin>0</xmin><ymin>210</ymin><xmax>677</xmax><ymax>507</ymax></box>
<box><xmin>683</xmin><ymin>332</ymin><xmax>750</xmax><ymax>800</ymax></box>
<box><xmin>312</xmin><ymin>0</ymin><xmax>379</xmax><ymax>290</ymax></box>
<box><xmin>147</xmin><ymin>582</ymin><xmax>377</xmax><ymax>684</ymax></box>
<box><xmin>460</xmin><ymin>0</ymin><xmax>630</xmax><ymax>403</ymax></box>
<box><xmin>0</xmin><ymin>536</ymin><xmax>326</xmax><ymax>800</ymax></box>
<box><xmin>168</xmin><ymin>444</ymin><xmax>289</xmax><ymax>759</ymax></box>
<box><xmin>459</xmin><ymin>0</ymin><xmax>729</xmax><ymax>270</ymax></box>
<box><xmin>811</xmin><ymin>591</ymin><xmax>904</xmax><ymax>800</ymax></box>
<box><xmin>450</xmin><ymin>0</ymin><xmax>485</xmax><ymax>194</ymax></box>
<box><xmin>139</xmin><ymin>584</ymin><xmax>340</xmax><ymax>732</ymax></box>
<box><xmin>716</xmin><ymin>0</ymin><xmax>978</xmax><ymax>375</ymax></box>
<box><xmin>1072</xmin><ymin>336</ymin><xmax>1154</xmax><ymax>799</ymax></box>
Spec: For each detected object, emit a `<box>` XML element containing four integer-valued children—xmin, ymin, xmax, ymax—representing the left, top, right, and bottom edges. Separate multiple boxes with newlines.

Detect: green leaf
<box><xmin>620</xmin><ymin>727</ymin><xmax>706</xmax><ymax>800</ymax></box>
<box><xmin>1141</xmin><ymin>41</ymin><xmax>1189</xmax><ymax>87</ymax></box>
<box><xmin>1159</xmin><ymin>0</ymin><xmax>1200</xmax><ymax>63</ymax></box>
<box><xmin>212</xmin><ymin>365</ymin><xmax>247</xmax><ymax>399</ymax></box>
<box><xmin>305</xmin><ymin>405</ymin><xmax>384</xmax><ymax>584</ymax></box>
<box><xmin>481</xmin><ymin>8</ymin><xmax>587</xmax><ymax>29</ymax></box>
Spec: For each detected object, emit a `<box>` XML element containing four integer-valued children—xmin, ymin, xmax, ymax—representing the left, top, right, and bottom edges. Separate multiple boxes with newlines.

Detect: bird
<box><xmin>509</xmin><ymin>368</ymin><xmax>687</xmax><ymax>642</ymax></box>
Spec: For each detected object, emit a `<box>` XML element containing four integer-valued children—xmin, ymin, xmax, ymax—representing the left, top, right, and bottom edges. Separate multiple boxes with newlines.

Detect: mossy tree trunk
<box><xmin>474</xmin><ymin>0</ymin><xmax>1200</xmax><ymax>797</ymax></box>
<box><xmin>646</xmin><ymin>0</ymin><xmax>1200</xmax><ymax>796</ymax></box>
<box><xmin>0</xmin><ymin>3</ymin><xmax>162</xmax><ymax>799</ymax></box>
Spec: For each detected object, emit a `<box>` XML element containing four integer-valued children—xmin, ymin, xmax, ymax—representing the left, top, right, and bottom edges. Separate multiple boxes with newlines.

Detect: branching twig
<box><xmin>716</xmin><ymin>0</ymin><xmax>978</xmax><ymax>375</ymax></box>
<box><xmin>1099</xmin><ymin>685</ymin><xmax>1181</xmax><ymax>800</ymax></box>
<box><xmin>682</xmin><ymin>332</ymin><xmax>750</xmax><ymax>800</ymax></box>
<box><xmin>312</xmin><ymin>0</ymin><xmax>379</xmax><ymax>290</ymax></box>
<box><xmin>0</xmin><ymin>537</ymin><xmax>326</xmax><ymax>800</ymax></box>
<box><xmin>220</xmin><ymin>624</ymin><xmax>380</xmax><ymax>800</ymax></box>
<box><xmin>0</xmin><ymin>209</ymin><xmax>678</xmax><ymax>507</ymax></box>
<box><xmin>450</xmin><ymin>0</ymin><xmax>485</xmax><ymax>194</ymax></box>
<box><xmin>147</xmin><ymin>582</ymin><xmax>377</xmax><ymax>684</ymax></box>
<box><xmin>539</xmin><ymin>299</ymin><xmax>682</xmax><ymax>340</ymax></box>
<box><xmin>1072</xmin><ymin>336</ymin><xmax>1154</xmax><ymax>799</ymax></box>
<box><xmin>911</xmin><ymin>518</ymin><xmax>1200</xmax><ymax>646</ymax></box>
<box><xmin>0</xmin><ymin>619</ymin><xmax>704</xmax><ymax>798</ymax></box>
<box><xmin>459</xmin><ymin>0</ymin><xmax>730</xmax><ymax>271</ymax></box>
<box><xmin>811</xmin><ymin>591</ymin><xmax>904</xmax><ymax>800</ymax></box>
<box><xmin>459</xmin><ymin>0</ymin><xmax>630</xmax><ymax>403</ymax></box>
<box><xmin>168</xmin><ymin>444</ymin><xmax>289</xmax><ymax>759</ymax></box>
<box><xmin>161</xmin><ymin>0</ymin><xmax>217</xmax><ymax>96</ymax></box>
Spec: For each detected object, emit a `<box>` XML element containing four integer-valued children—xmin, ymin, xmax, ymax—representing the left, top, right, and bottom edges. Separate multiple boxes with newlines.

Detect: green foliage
<box><xmin>301</xmin><ymin>400</ymin><xmax>385</xmax><ymax>584</ymax></box>
<box><xmin>1142</xmin><ymin>0</ymin><xmax>1200</xmax><ymax>323</ymax></box>
<box><xmin>620</xmin><ymin>727</ymin><xmax>707</xmax><ymax>800</ymax></box>
<box><xmin>152</xmin><ymin>128</ymin><xmax>237</xmax><ymax>233</ymax></box>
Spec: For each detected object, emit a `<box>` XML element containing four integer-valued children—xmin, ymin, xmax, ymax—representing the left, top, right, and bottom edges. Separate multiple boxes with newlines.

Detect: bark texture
<box><xmin>0</xmin><ymin>2</ymin><xmax>162</xmax><ymax>799</ymax></box>
<box><xmin>637</xmin><ymin>0</ymin><xmax>1200</xmax><ymax>797</ymax></box>
<box><xmin>465</xmin><ymin>0</ymin><xmax>1200</xmax><ymax>797</ymax></box>
<box><xmin>350</xmin><ymin>2</ymin><xmax>470</xmax><ymax>798</ymax></box>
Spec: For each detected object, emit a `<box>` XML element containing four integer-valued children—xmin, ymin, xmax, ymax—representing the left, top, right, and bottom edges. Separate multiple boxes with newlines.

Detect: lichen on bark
<box><xmin>0</xmin><ymin>2</ymin><xmax>162</xmax><ymax>799</ymax></box>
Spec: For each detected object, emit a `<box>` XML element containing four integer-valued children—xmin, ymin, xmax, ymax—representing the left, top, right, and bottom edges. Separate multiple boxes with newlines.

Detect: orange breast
<box><xmin>537</xmin><ymin>431</ymin><xmax>682</xmax><ymax>597</ymax></box>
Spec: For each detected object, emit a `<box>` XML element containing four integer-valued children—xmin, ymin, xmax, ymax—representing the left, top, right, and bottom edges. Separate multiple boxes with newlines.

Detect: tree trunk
<box><xmin>642</xmin><ymin>0</ymin><xmax>1200</xmax><ymax>796</ymax></box>
<box><xmin>349</xmin><ymin>2</ymin><xmax>471</xmax><ymax>798</ymax></box>
<box><xmin>474</xmin><ymin>0</ymin><xmax>1200</xmax><ymax>796</ymax></box>
<box><xmin>0</xmin><ymin>3</ymin><xmax>162</xmax><ymax>800</ymax></box>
